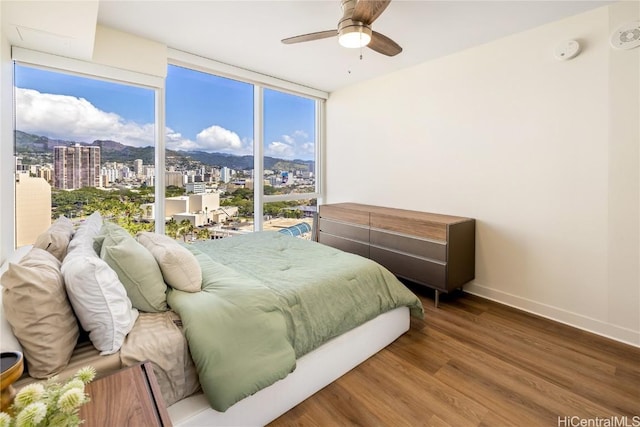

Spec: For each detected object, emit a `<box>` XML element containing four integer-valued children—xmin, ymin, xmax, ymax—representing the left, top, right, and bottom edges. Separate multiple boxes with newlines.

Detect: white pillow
<box><xmin>62</xmin><ymin>249</ymin><xmax>139</xmax><ymax>355</ymax></box>
<box><xmin>136</xmin><ymin>232</ymin><xmax>202</xmax><ymax>292</ymax></box>
<box><xmin>67</xmin><ymin>211</ymin><xmax>103</xmax><ymax>255</ymax></box>
<box><xmin>0</xmin><ymin>245</ymin><xmax>33</xmax><ymax>353</ymax></box>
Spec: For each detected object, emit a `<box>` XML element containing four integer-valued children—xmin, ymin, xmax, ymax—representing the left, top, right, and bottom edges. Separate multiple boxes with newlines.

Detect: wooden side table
<box><xmin>79</xmin><ymin>361</ymin><xmax>172</xmax><ymax>426</ymax></box>
<box><xmin>0</xmin><ymin>351</ymin><xmax>24</xmax><ymax>414</ymax></box>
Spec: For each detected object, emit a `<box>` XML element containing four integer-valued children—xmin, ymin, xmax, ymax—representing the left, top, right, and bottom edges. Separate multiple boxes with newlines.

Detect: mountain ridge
<box><xmin>15</xmin><ymin>130</ymin><xmax>313</xmax><ymax>172</ymax></box>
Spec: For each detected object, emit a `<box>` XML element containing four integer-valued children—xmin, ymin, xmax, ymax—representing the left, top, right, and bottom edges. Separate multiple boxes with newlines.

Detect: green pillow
<box><xmin>98</xmin><ymin>222</ymin><xmax>168</xmax><ymax>312</ymax></box>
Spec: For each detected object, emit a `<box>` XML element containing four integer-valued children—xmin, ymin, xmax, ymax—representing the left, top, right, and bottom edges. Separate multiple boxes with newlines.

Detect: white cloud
<box><xmin>194</xmin><ymin>125</ymin><xmax>251</xmax><ymax>155</ymax></box>
<box><xmin>300</xmin><ymin>142</ymin><xmax>315</xmax><ymax>156</ymax></box>
<box><xmin>165</xmin><ymin>126</ymin><xmax>253</xmax><ymax>155</ymax></box>
<box><xmin>281</xmin><ymin>134</ymin><xmax>295</xmax><ymax>145</ymax></box>
<box><xmin>265</xmin><ymin>130</ymin><xmax>315</xmax><ymax>160</ymax></box>
<box><xmin>16</xmin><ymin>88</ymin><xmax>310</xmax><ymax>159</ymax></box>
<box><xmin>165</xmin><ymin>128</ymin><xmax>197</xmax><ymax>151</ymax></box>
<box><xmin>266</xmin><ymin>141</ymin><xmax>295</xmax><ymax>158</ymax></box>
<box><xmin>292</xmin><ymin>130</ymin><xmax>309</xmax><ymax>140</ymax></box>
<box><xmin>16</xmin><ymin>88</ymin><xmax>154</xmax><ymax>147</ymax></box>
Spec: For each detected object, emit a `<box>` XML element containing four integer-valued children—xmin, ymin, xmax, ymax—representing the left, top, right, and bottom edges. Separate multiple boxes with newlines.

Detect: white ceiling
<box><xmin>4</xmin><ymin>1</ymin><xmax>614</xmax><ymax>93</ymax></box>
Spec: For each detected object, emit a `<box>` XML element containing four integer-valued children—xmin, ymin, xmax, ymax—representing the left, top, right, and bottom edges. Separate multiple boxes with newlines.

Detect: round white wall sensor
<box><xmin>610</xmin><ymin>21</ymin><xmax>640</xmax><ymax>50</ymax></box>
<box><xmin>554</xmin><ymin>40</ymin><xmax>581</xmax><ymax>60</ymax></box>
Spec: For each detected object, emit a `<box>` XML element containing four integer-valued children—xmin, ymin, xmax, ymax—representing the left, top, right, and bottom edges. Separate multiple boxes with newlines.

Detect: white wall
<box><xmin>0</xmin><ymin>4</ymin><xmax>16</xmax><ymax>264</ymax></box>
<box><xmin>326</xmin><ymin>2</ymin><xmax>640</xmax><ymax>346</ymax></box>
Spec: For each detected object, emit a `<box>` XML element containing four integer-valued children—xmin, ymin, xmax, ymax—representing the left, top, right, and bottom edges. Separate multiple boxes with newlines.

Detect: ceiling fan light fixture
<box><xmin>281</xmin><ymin>0</ymin><xmax>402</xmax><ymax>56</ymax></box>
<box><xmin>338</xmin><ymin>24</ymin><xmax>372</xmax><ymax>48</ymax></box>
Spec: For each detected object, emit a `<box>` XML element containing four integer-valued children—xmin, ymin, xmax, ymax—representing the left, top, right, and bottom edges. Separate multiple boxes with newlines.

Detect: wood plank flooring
<box><xmin>269</xmin><ymin>288</ymin><xmax>640</xmax><ymax>427</ymax></box>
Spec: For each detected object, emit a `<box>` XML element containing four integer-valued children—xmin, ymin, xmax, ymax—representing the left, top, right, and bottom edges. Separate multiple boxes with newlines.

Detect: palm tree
<box><xmin>166</xmin><ymin>218</ymin><xmax>180</xmax><ymax>239</ymax></box>
<box><xmin>179</xmin><ymin>219</ymin><xmax>194</xmax><ymax>242</ymax></box>
<box><xmin>196</xmin><ymin>228</ymin><xmax>210</xmax><ymax>240</ymax></box>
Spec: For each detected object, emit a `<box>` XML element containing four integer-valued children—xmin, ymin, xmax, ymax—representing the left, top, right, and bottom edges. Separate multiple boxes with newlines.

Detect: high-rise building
<box><xmin>101</xmin><ymin>166</ymin><xmax>118</xmax><ymax>185</ymax></box>
<box><xmin>53</xmin><ymin>144</ymin><xmax>101</xmax><ymax>190</ymax></box>
<box><xmin>221</xmin><ymin>166</ymin><xmax>232</xmax><ymax>183</ymax></box>
<box><xmin>133</xmin><ymin>159</ymin><xmax>143</xmax><ymax>177</ymax></box>
<box><xmin>37</xmin><ymin>166</ymin><xmax>53</xmax><ymax>183</ymax></box>
<box><xmin>166</xmin><ymin>171</ymin><xmax>184</xmax><ymax>187</ymax></box>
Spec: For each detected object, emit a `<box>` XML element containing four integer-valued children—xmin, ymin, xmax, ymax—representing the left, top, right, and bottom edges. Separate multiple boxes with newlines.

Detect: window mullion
<box><xmin>316</xmin><ymin>99</ymin><xmax>325</xmax><ymax>201</ymax></box>
<box><xmin>253</xmin><ymin>85</ymin><xmax>264</xmax><ymax>231</ymax></box>
<box><xmin>155</xmin><ymin>86</ymin><xmax>166</xmax><ymax>234</ymax></box>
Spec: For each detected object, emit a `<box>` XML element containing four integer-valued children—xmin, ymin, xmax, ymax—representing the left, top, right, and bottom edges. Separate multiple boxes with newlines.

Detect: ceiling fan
<box><xmin>281</xmin><ymin>0</ymin><xmax>402</xmax><ymax>57</ymax></box>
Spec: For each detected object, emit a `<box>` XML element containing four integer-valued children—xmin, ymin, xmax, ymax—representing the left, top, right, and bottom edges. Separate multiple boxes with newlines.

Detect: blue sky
<box><xmin>14</xmin><ymin>64</ymin><xmax>316</xmax><ymax>160</ymax></box>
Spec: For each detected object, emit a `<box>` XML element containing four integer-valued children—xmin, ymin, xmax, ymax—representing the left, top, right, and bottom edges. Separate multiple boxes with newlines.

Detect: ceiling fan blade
<box><xmin>352</xmin><ymin>0</ymin><xmax>391</xmax><ymax>25</ymax></box>
<box><xmin>281</xmin><ymin>30</ymin><xmax>337</xmax><ymax>44</ymax></box>
<box><xmin>368</xmin><ymin>31</ymin><xmax>402</xmax><ymax>56</ymax></box>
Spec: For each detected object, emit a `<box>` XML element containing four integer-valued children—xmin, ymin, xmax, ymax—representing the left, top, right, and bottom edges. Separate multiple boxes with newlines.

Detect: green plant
<box><xmin>0</xmin><ymin>366</ymin><xmax>96</xmax><ymax>427</ymax></box>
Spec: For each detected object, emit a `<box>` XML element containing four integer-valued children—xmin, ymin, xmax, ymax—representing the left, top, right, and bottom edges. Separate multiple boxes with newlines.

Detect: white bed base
<box><xmin>168</xmin><ymin>306</ymin><xmax>410</xmax><ymax>426</ymax></box>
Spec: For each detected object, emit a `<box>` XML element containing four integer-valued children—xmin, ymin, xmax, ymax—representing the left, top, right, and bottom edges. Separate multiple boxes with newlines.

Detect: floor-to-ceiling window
<box><xmin>165</xmin><ymin>64</ymin><xmax>254</xmax><ymax>239</ymax></box>
<box><xmin>14</xmin><ymin>64</ymin><xmax>157</xmax><ymax>245</ymax></box>
<box><xmin>11</xmin><ymin>57</ymin><xmax>322</xmax><ymax>246</ymax></box>
<box><xmin>165</xmin><ymin>63</ymin><xmax>322</xmax><ymax>240</ymax></box>
<box><xmin>263</xmin><ymin>88</ymin><xmax>317</xmax><ymax>238</ymax></box>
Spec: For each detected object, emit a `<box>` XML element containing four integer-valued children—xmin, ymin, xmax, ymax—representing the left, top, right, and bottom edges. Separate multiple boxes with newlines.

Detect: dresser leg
<box><xmin>434</xmin><ymin>290</ymin><xmax>439</xmax><ymax>308</ymax></box>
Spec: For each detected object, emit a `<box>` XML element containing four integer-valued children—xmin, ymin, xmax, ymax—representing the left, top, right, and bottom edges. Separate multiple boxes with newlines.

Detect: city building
<box><xmin>139</xmin><ymin>203</ymin><xmax>154</xmax><ymax>221</ymax></box>
<box><xmin>53</xmin><ymin>144</ymin><xmax>100</xmax><ymax>190</ymax></box>
<box><xmin>166</xmin><ymin>171</ymin><xmax>184</xmax><ymax>187</ymax></box>
<box><xmin>133</xmin><ymin>159</ymin><xmax>143</xmax><ymax>177</ymax></box>
<box><xmin>165</xmin><ymin>196</ymin><xmax>190</xmax><ymax>217</ymax></box>
<box><xmin>185</xmin><ymin>182</ymin><xmax>205</xmax><ymax>194</ymax></box>
<box><xmin>37</xmin><ymin>166</ymin><xmax>53</xmax><ymax>183</ymax></box>
<box><xmin>209</xmin><ymin>206</ymin><xmax>238</xmax><ymax>224</ymax></box>
<box><xmin>188</xmin><ymin>192</ymin><xmax>220</xmax><ymax>213</ymax></box>
<box><xmin>15</xmin><ymin>173</ymin><xmax>51</xmax><ymax>246</ymax></box>
<box><xmin>220</xmin><ymin>167</ymin><xmax>232</xmax><ymax>183</ymax></box>
<box><xmin>160</xmin><ymin>192</ymin><xmax>227</xmax><ymax>225</ymax></box>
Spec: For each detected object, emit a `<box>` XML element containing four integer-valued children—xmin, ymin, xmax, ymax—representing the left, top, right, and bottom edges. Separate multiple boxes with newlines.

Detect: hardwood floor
<box><xmin>269</xmin><ymin>288</ymin><xmax>640</xmax><ymax>427</ymax></box>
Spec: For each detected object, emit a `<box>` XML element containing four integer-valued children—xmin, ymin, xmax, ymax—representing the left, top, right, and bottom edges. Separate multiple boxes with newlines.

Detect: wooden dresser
<box><xmin>318</xmin><ymin>203</ymin><xmax>475</xmax><ymax>306</ymax></box>
<box><xmin>79</xmin><ymin>361</ymin><xmax>171</xmax><ymax>426</ymax></box>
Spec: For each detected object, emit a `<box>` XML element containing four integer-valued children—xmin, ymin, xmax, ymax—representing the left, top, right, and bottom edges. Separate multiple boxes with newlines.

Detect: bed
<box><xmin>0</xmin><ymin>214</ymin><xmax>423</xmax><ymax>426</ymax></box>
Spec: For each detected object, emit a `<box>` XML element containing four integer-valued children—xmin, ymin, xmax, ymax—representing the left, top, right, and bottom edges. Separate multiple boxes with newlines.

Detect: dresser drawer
<box><xmin>319</xmin><ymin>218</ymin><xmax>369</xmax><ymax>242</ymax></box>
<box><xmin>370</xmin><ymin>228</ymin><xmax>447</xmax><ymax>262</ymax></box>
<box><xmin>370</xmin><ymin>246</ymin><xmax>447</xmax><ymax>290</ymax></box>
<box><xmin>318</xmin><ymin>232</ymin><xmax>370</xmax><ymax>258</ymax></box>
<box><xmin>319</xmin><ymin>204</ymin><xmax>369</xmax><ymax>226</ymax></box>
<box><xmin>370</xmin><ymin>212</ymin><xmax>447</xmax><ymax>241</ymax></box>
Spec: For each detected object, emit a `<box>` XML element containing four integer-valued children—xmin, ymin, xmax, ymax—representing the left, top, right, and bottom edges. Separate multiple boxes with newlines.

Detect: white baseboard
<box><xmin>463</xmin><ymin>282</ymin><xmax>640</xmax><ymax>348</ymax></box>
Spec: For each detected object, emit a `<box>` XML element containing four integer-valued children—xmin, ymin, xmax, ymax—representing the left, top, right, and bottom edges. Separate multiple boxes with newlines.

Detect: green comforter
<box><xmin>167</xmin><ymin>231</ymin><xmax>423</xmax><ymax>412</ymax></box>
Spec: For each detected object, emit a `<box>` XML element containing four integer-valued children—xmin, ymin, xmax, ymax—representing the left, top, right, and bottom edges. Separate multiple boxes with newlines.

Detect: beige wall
<box><xmin>326</xmin><ymin>2</ymin><xmax>640</xmax><ymax>345</ymax></box>
<box><xmin>15</xmin><ymin>175</ymin><xmax>51</xmax><ymax>247</ymax></box>
<box><xmin>165</xmin><ymin>197</ymin><xmax>190</xmax><ymax>216</ymax></box>
<box><xmin>92</xmin><ymin>25</ymin><xmax>167</xmax><ymax>78</ymax></box>
<box><xmin>189</xmin><ymin>193</ymin><xmax>220</xmax><ymax>212</ymax></box>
